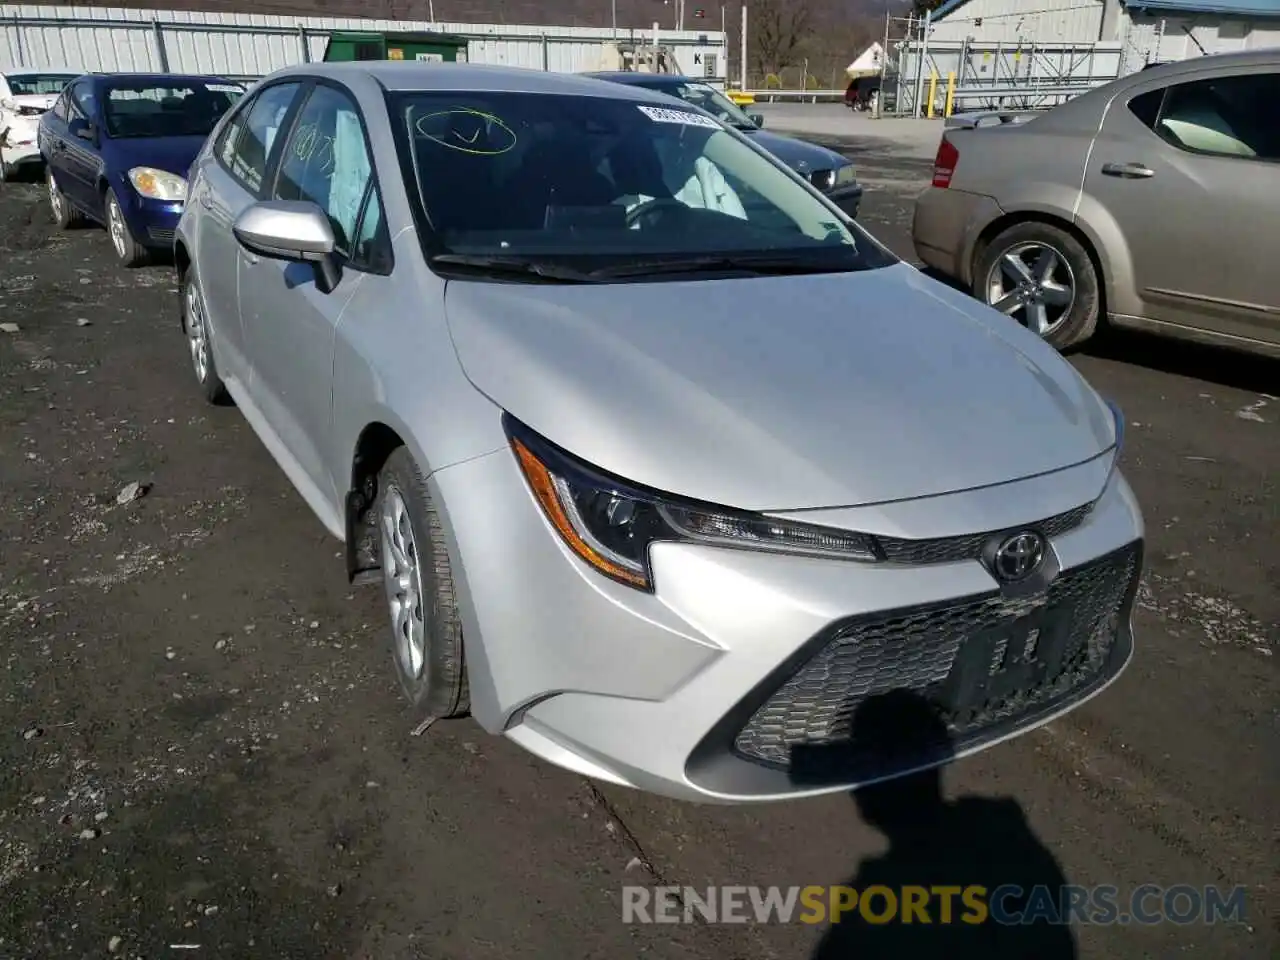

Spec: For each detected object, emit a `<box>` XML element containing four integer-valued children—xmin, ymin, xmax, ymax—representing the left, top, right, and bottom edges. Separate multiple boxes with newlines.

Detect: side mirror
<box><xmin>232</xmin><ymin>200</ymin><xmax>342</xmax><ymax>293</ymax></box>
<box><xmin>748</xmin><ymin>112</ymin><xmax>765</xmax><ymax>128</ymax></box>
<box><xmin>70</xmin><ymin>117</ymin><xmax>95</xmax><ymax>141</ymax></box>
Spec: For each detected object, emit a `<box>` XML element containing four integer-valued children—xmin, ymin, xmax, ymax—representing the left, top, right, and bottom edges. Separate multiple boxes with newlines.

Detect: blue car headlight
<box><xmin>128</xmin><ymin>166</ymin><xmax>188</xmax><ymax>202</ymax></box>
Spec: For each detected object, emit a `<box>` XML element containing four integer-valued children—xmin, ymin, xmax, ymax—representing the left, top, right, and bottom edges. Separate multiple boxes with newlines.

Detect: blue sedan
<box><xmin>38</xmin><ymin>72</ymin><xmax>245</xmax><ymax>266</ymax></box>
<box><xmin>586</xmin><ymin>73</ymin><xmax>863</xmax><ymax>218</ymax></box>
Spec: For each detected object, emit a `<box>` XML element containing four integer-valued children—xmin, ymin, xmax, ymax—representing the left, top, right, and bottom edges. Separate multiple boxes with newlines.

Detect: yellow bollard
<box><xmin>945</xmin><ymin>71</ymin><xmax>956</xmax><ymax>117</ymax></box>
<box><xmin>927</xmin><ymin>71</ymin><xmax>938</xmax><ymax>118</ymax></box>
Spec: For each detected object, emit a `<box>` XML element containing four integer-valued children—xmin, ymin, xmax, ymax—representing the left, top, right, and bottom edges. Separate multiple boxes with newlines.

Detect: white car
<box><xmin>0</xmin><ymin>68</ymin><xmax>80</xmax><ymax>181</ymax></box>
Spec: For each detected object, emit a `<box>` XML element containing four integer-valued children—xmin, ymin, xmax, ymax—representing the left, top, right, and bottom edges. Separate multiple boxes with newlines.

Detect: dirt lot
<box><xmin>0</xmin><ymin>141</ymin><xmax>1276</xmax><ymax>960</ymax></box>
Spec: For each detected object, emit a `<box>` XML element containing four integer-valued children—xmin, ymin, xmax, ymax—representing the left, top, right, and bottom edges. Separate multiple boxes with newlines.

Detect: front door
<box><xmin>1082</xmin><ymin>65</ymin><xmax>1280</xmax><ymax>346</ymax></box>
<box><xmin>57</xmin><ymin>79</ymin><xmax>101</xmax><ymax>212</ymax></box>
<box><xmin>239</xmin><ymin>80</ymin><xmax>383</xmax><ymax>504</ymax></box>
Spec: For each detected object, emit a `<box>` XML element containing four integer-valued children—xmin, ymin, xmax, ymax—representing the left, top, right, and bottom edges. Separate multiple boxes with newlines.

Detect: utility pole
<box><xmin>740</xmin><ymin>3</ymin><xmax>748</xmax><ymax>90</ymax></box>
<box><xmin>611</xmin><ymin>0</ymin><xmax>617</xmax><ymax>40</ymax></box>
<box><xmin>913</xmin><ymin>8</ymin><xmax>932</xmax><ymax>118</ymax></box>
<box><xmin>875</xmin><ymin>5</ymin><xmax>890</xmax><ymax>117</ymax></box>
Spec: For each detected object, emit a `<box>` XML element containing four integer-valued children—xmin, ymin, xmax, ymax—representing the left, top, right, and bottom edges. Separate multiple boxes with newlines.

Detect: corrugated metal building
<box><xmin>923</xmin><ymin>0</ymin><xmax>1118</xmax><ymax>44</ymax></box>
<box><xmin>923</xmin><ymin>0</ymin><xmax>1280</xmax><ymax>68</ymax></box>
<box><xmin>1119</xmin><ymin>0</ymin><xmax>1280</xmax><ymax>71</ymax></box>
<box><xmin>0</xmin><ymin>3</ymin><xmax>729</xmax><ymax>81</ymax></box>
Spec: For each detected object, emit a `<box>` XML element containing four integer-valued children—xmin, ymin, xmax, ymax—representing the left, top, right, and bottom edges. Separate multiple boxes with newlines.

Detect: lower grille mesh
<box><xmin>732</xmin><ymin>543</ymin><xmax>1140</xmax><ymax>775</ymax></box>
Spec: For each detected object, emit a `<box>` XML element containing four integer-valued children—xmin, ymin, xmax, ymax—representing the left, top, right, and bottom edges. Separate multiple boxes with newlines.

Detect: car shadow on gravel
<box><xmin>790</xmin><ymin>691</ymin><xmax>1077</xmax><ymax>960</ymax></box>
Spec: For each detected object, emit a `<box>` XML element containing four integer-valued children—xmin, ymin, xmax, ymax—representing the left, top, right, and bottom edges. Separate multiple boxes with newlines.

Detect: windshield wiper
<box><xmin>587</xmin><ymin>254</ymin><xmax>853</xmax><ymax>280</ymax></box>
<box><xmin>429</xmin><ymin>253</ymin><xmax>600</xmax><ymax>283</ymax></box>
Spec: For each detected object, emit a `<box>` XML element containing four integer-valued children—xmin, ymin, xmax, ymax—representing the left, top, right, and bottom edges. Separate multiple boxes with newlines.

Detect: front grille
<box><xmin>732</xmin><ymin>542</ymin><xmax>1140</xmax><ymax>777</ymax></box>
<box><xmin>873</xmin><ymin>502</ymin><xmax>1093</xmax><ymax>566</ymax></box>
<box><xmin>147</xmin><ymin>227</ymin><xmax>176</xmax><ymax>244</ymax></box>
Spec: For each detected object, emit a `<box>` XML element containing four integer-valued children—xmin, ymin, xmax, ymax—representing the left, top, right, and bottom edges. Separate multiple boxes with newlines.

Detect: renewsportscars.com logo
<box><xmin>622</xmin><ymin>884</ymin><xmax>1248</xmax><ymax>926</ymax></box>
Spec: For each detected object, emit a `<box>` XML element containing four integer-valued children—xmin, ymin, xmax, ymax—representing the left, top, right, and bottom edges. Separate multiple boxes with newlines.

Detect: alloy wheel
<box><xmin>185</xmin><ymin>280</ymin><xmax>210</xmax><ymax>383</ymax></box>
<box><xmin>984</xmin><ymin>241</ymin><xmax>1076</xmax><ymax>338</ymax></box>
<box><xmin>48</xmin><ymin>173</ymin><xmax>63</xmax><ymax>221</ymax></box>
<box><xmin>107</xmin><ymin>195</ymin><xmax>128</xmax><ymax>260</ymax></box>
<box><xmin>380</xmin><ymin>486</ymin><xmax>428</xmax><ymax>682</ymax></box>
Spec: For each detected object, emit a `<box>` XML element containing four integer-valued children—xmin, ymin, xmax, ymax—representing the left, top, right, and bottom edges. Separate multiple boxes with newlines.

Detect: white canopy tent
<box><xmin>845</xmin><ymin>42</ymin><xmax>884</xmax><ymax>79</ymax></box>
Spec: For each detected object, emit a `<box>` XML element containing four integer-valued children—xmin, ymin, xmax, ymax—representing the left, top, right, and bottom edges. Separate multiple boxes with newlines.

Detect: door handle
<box><xmin>238</xmin><ymin>249</ymin><xmax>259</xmax><ymax>265</ymax></box>
<box><xmin>1101</xmin><ymin>162</ymin><xmax>1154</xmax><ymax>179</ymax></box>
<box><xmin>198</xmin><ymin>191</ymin><xmax>211</xmax><ymax>209</ymax></box>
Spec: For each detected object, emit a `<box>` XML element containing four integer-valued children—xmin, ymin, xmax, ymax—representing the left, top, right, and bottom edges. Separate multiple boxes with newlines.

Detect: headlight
<box><xmin>506</xmin><ymin>415</ymin><xmax>880</xmax><ymax>592</ymax></box>
<box><xmin>835</xmin><ymin>163</ymin><xmax>857</xmax><ymax>185</ymax></box>
<box><xmin>128</xmin><ymin>167</ymin><xmax>187</xmax><ymax>201</ymax></box>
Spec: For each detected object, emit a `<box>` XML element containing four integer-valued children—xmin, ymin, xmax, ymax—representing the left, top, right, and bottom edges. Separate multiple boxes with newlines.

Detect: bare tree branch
<box><xmin>749</xmin><ymin>0</ymin><xmax>815</xmax><ymax>76</ymax></box>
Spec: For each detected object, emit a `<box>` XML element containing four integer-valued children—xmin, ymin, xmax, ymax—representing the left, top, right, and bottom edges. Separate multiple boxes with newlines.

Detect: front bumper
<box><xmin>827</xmin><ymin>182</ymin><xmax>863</xmax><ymax>219</ymax></box>
<box><xmin>118</xmin><ymin>186</ymin><xmax>184</xmax><ymax>249</ymax></box>
<box><xmin>0</xmin><ymin>134</ymin><xmax>42</xmax><ymax>170</ymax></box>
<box><xmin>434</xmin><ymin>440</ymin><xmax>1143</xmax><ymax>804</ymax></box>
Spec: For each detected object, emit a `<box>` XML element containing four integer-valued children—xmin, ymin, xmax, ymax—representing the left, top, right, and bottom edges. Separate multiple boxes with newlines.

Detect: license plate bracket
<box><xmin>938</xmin><ymin>604</ymin><xmax>1075</xmax><ymax>716</ymax></box>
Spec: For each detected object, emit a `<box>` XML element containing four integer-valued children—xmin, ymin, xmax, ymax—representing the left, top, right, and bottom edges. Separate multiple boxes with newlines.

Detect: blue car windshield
<box><xmin>102</xmin><ymin>81</ymin><xmax>245</xmax><ymax>139</ymax></box>
<box><xmin>391</xmin><ymin>90</ymin><xmax>895</xmax><ymax>270</ymax></box>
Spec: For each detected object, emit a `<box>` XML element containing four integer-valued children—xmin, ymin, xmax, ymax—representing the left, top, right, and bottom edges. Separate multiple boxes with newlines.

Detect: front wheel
<box><xmin>973</xmin><ymin>221</ymin><xmax>1101</xmax><ymax>351</ymax></box>
<box><xmin>377</xmin><ymin>447</ymin><xmax>469</xmax><ymax>720</ymax></box>
<box><xmin>181</xmin><ymin>269</ymin><xmax>230</xmax><ymax>405</ymax></box>
<box><xmin>105</xmin><ymin>188</ymin><xmax>149</xmax><ymax>267</ymax></box>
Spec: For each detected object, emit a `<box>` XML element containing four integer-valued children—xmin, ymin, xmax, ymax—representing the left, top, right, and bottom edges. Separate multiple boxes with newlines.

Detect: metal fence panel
<box><xmin>0</xmin><ymin>3</ymin><xmax>728</xmax><ymax>82</ymax></box>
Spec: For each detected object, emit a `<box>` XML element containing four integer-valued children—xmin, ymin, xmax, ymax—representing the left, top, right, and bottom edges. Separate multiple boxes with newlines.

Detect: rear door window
<box><xmin>220</xmin><ymin>81</ymin><xmax>303</xmax><ymax>194</ymax></box>
<box><xmin>1136</xmin><ymin>72</ymin><xmax>1280</xmax><ymax>162</ymax></box>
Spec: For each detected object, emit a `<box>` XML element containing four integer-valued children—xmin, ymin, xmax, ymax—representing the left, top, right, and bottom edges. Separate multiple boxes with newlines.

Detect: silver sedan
<box><xmin>175</xmin><ymin>61</ymin><xmax>1144</xmax><ymax>803</ymax></box>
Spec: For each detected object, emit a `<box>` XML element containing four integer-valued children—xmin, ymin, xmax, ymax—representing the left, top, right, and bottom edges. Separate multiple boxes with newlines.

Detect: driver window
<box><xmin>68</xmin><ymin>80</ymin><xmax>94</xmax><ymax>121</ymax></box>
<box><xmin>274</xmin><ymin>83</ymin><xmax>375</xmax><ymax>258</ymax></box>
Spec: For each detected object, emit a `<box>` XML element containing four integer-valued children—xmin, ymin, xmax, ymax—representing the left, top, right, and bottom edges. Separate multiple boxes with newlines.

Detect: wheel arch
<box><xmin>971</xmin><ymin>210</ymin><xmax>1109</xmax><ymax>319</ymax></box>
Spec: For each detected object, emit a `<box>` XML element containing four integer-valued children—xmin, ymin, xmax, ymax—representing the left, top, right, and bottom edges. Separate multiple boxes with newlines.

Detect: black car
<box><xmin>585</xmin><ymin>73</ymin><xmax>863</xmax><ymax>218</ymax></box>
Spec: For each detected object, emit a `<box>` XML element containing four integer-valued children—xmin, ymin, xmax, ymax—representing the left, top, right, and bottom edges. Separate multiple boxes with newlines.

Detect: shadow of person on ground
<box><xmin>792</xmin><ymin>690</ymin><xmax>1077</xmax><ymax>960</ymax></box>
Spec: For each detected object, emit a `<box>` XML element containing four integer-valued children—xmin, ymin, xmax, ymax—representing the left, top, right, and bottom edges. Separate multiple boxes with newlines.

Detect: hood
<box><xmin>10</xmin><ymin>93</ymin><xmax>59</xmax><ymax>112</ymax></box>
<box><xmin>106</xmin><ymin>134</ymin><xmax>209</xmax><ymax>181</ymax></box>
<box><xmin>444</xmin><ymin>263</ymin><xmax>1116</xmax><ymax>511</ymax></box>
<box><xmin>746</xmin><ymin>128</ymin><xmax>849</xmax><ymax>175</ymax></box>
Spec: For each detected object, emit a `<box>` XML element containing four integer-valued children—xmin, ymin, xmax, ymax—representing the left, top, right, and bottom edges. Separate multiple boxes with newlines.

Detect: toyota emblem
<box><xmin>992</xmin><ymin>531</ymin><xmax>1046</xmax><ymax>581</ymax></box>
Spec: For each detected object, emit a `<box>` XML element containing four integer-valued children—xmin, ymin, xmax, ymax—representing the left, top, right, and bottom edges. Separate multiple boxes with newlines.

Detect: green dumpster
<box><xmin>322</xmin><ymin>30</ymin><xmax>470</xmax><ymax>64</ymax></box>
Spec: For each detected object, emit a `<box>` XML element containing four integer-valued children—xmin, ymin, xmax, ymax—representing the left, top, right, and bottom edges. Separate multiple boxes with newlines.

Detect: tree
<box><xmin>750</xmin><ymin>0</ymin><xmax>815</xmax><ymax>76</ymax></box>
<box><xmin>911</xmin><ymin>0</ymin><xmax>948</xmax><ymax>13</ymax></box>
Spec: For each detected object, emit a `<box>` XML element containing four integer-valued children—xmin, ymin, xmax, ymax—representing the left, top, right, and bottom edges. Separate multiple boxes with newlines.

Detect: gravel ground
<box><xmin>0</xmin><ymin>121</ymin><xmax>1276</xmax><ymax>960</ymax></box>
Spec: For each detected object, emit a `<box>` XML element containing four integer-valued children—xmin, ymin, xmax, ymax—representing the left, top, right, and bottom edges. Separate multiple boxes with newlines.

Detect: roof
<box><xmin>932</xmin><ymin>0</ymin><xmax>1280</xmax><ymax>19</ymax></box>
<box><xmin>1121</xmin><ymin>0</ymin><xmax>1280</xmax><ymax>14</ymax></box>
<box><xmin>91</xmin><ymin>73</ymin><xmax>242</xmax><ymax>85</ymax></box>
<box><xmin>583</xmin><ymin>72</ymin><xmax>691</xmax><ymax>85</ymax></box>
<box><xmin>273</xmin><ymin>61</ymin><xmax>671</xmax><ymax>100</ymax></box>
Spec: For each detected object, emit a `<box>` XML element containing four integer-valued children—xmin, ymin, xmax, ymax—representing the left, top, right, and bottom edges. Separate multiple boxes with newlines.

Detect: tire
<box><xmin>180</xmin><ymin>268</ymin><xmax>231</xmax><ymax>406</ymax></box>
<box><xmin>376</xmin><ymin>447</ymin><xmax>469</xmax><ymax>720</ymax></box>
<box><xmin>973</xmin><ymin>221</ymin><xmax>1101</xmax><ymax>351</ymax></box>
<box><xmin>104</xmin><ymin>187</ymin><xmax>149</xmax><ymax>267</ymax></box>
<box><xmin>47</xmin><ymin>167</ymin><xmax>83</xmax><ymax>228</ymax></box>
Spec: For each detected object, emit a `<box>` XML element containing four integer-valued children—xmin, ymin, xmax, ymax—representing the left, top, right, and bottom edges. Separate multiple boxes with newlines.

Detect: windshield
<box><xmin>6</xmin><ymin>73</ymin><xmax>78</xmax><ymax>96</ymax></box>
<box><xmin>102</xmin><ymin>81</ymin><xmax>245</xmax><ymax>139</ymax></box>
<box><xmin>652</xmin><ymin>81</ymin><xmax>758</xmax><ymax>129</ymax></box>
<box><xmin>391</xmin><ymin>91</ymin><xmax>894</xmax><ymax>277</ymax></box>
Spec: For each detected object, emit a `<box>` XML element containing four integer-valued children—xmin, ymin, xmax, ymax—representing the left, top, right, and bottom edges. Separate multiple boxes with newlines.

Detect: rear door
<box><xmin>192</xmin><ymin>79</ymin><xmax>305</xmax><ymax>382</ymax></box>
<box><xmin>1082</xmin><ymin>64</ymin><xmax>1280</xmax><ymax>346</ymax></box>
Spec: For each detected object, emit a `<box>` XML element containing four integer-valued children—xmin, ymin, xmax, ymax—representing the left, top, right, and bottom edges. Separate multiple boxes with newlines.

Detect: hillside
<box><xmin>42</xmin><ymin>0</ymin><xmax>907</xmax><ymax>84</ymax></box>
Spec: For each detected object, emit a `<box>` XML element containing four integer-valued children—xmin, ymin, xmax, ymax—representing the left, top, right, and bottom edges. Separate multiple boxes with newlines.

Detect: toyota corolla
<box><xmin>175</xmin><ymin>61</ymin><xmax>1144</xmax><ymax>803</ymax></box>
